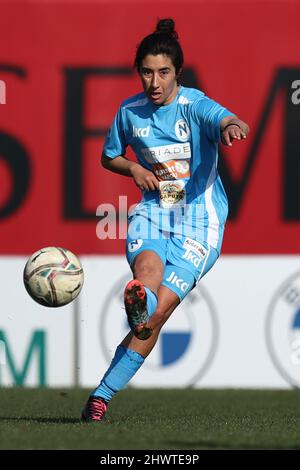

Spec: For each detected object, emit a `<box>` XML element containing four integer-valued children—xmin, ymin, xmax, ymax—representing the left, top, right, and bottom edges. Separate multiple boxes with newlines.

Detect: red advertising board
<box><xmin>0</xmin><ymin>0</ymin><xmax>299</xmax><ymax>254</ymax></box>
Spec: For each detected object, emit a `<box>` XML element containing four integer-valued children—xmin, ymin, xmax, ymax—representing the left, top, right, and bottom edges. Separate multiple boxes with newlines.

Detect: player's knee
<box><xmin>133</xmin><ymin>257</ymin><xmax>163</xmax><ymax>280</ymax></box>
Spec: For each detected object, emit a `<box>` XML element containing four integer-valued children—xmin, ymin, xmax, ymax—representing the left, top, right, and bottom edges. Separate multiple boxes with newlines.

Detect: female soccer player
<box><xmin>82</xmin><ymin>18</ymin><xmax>249</xmax><ymax>421</ymax></box>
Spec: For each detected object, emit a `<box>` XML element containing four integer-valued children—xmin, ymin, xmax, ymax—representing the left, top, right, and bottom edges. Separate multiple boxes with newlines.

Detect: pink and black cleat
<box><xmin>81</xmin><ymin>396</ymin><xmax>107</xmax><ymax>422</ymax></box>
<box><xmin>124</xmin><ymin>279</ymin><xmax>153</xmax><ymax>340</ymax></box>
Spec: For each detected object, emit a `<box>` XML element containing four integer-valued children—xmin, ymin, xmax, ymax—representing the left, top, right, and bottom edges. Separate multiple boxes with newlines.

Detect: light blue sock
<box><xmin>145</xmin><ymin>287</ymin><xmax>158</xmax><ymax>318</ymax></box>
<box><xmin>92</xmin><ymin>345</ymin><xmax>144</xmax><ymax>402</ymax></box>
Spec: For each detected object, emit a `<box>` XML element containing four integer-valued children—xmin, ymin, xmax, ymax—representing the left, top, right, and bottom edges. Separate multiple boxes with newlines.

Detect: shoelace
<box><xmin>87</xmin><ymin>399</ymin><xmax>107</xmax><ymax>420</ymax></box>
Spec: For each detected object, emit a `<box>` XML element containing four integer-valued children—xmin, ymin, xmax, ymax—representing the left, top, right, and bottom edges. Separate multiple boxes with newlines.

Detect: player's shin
<box><xmin>145</xmin><ymin>286</ymin><xmax>158</xmax><ymax>317</ymax></box>
<box><xmin>91</xmin><ymin>345</ymin><xmax>144</xmax><ymax>402</ymax></box>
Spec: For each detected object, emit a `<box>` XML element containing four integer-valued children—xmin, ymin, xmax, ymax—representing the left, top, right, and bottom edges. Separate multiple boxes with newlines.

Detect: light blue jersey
<box><xmin>103</xmin><ymin>86</ymin><xmax>234</xmax><ymax>298</ymax></box>
<box><xmin>104</xmin><ymin>86</ymin><xmax>233</xmax><ymax>253</ymax></box>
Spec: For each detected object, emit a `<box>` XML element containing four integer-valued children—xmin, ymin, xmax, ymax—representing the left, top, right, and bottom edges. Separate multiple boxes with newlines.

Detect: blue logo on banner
<box><xmin>101</xmin><ymin>273</ymin><xmax>219</xmax><ymax>386</ymax></box>
<box><xmin>161</xmin><ymin>332</ymin><xmax>191</xmax><ymax>365</ymax></box>
<box><xmin>123</xmin><ymin>319</ymin><xmax>191</xmax><ymax>366</ymax></box>
<box><xmin>292</xmin><ymin>308</ymin><xmax>300</xmax><ymax>328</ymax></box>
<box><xmin>266</xmin><ymin>271</ymin><xmax>300</xmax><ymax>388</ymax></box>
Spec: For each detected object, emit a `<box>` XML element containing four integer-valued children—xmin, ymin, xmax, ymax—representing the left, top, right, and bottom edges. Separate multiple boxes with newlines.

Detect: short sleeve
<box><xmin>103</xmin><ymin>107</ymin><xmax>127</xmax><ymax>158</ymax></box>
<box><xmin>191</xmin><ymin>96</ymin><xmax>234</xmax><ymax>142</ymax></box>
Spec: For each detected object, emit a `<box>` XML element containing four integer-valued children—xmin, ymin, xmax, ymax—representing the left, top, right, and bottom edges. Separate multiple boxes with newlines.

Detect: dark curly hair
<box><xmin>134</xmin><ymin>18</ymin><xmax>184</xmax><ymax>76</ymax></box>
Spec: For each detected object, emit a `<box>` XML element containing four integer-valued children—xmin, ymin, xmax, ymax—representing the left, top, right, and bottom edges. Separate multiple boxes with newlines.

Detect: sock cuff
<box><xmin>126</xmin><ymin>347</ymin><xmax>145</xmax><ymax>365</ymax></box>
<box><xmin>144</xmin><ymin>286</ymin><xmax>158</xmax><ymax>318</ymax></box>
<box><xmin>145</xmin><ymin>286</ymin><xmax>158</xmax><ymax>303</ymax></box>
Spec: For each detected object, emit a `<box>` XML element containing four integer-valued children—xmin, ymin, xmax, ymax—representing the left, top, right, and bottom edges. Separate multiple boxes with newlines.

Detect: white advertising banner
<box><xmin>0</xmin><ymin>258</ymin><xmax>74</xmax><ymax>387</ymax></box>
<box><xmin>79</xmin><ymin>256</ymin><xmax>300</xmax><ymax>389</ymax></box>
<box><xmin>0</xmin><ymin>256</ymin><xmax>299</xmax><ymax>388</ymax></box>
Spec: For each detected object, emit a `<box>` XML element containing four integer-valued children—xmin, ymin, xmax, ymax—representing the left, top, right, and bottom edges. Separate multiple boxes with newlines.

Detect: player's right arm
<box><xmin>103</xmin><ymin>102</ymin><xmax>159</xmax><ymax>191</ymax></box>
<box><xmin>102</xmin><ymin>153</ymin><xmax>159</xmax><ymax>191</ymax></box>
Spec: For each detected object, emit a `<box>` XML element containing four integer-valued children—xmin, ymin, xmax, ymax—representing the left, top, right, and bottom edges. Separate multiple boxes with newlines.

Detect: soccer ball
<box><xmin>23</xmin><ymin>246</ymin><xmax>84</xmax><ymax>307</ymax></box>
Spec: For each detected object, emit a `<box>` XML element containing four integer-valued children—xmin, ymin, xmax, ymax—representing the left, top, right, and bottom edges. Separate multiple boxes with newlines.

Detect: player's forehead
<box><xmin>140</xmin><ymin>54</ymin><xmax>175</xmax><ymax>71</ymax></box>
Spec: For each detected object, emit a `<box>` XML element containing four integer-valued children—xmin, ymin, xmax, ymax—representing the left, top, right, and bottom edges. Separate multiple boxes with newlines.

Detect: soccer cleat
<box><xmin>81</xmin><ymin>396</ymin><xmax>107</xmax><ymax>422</ymax></box>
<box><xmin>124</xmin><ymin>279</ymin><xmax>153</xmax><ymax>340</ymax></box>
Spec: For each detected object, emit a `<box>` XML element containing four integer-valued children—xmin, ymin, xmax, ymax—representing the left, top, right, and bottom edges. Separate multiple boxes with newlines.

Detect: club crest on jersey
<box><xmin>175</xmin><ymin>119</ymin><xmax>190</xmax><ymax>142</ymax></box>
<box><xmin>133</xmin><ymin>125</ymin><xmax>150</xmax><ymax>138</ymax></box>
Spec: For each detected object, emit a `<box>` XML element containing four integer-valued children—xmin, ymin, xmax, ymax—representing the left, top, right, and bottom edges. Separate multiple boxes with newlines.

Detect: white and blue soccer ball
<box><xmin>23</xmin><ymin>246</ymin><xmax>84</xmax><ymax>307</ymax></box>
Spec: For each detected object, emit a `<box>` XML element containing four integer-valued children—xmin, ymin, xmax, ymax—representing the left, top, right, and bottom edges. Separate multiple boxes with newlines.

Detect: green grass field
<box><xmin>0</xmin><ymin>388</ymin><xmax>300</xmax><ymax>449</ymax></box>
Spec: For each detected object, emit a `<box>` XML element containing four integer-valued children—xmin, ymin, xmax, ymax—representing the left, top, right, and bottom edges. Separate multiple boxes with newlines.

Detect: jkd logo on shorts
<box><xmin>100</xmin><ymin>273</ymin><xmax>219</xmax><ymax>387</ymax></box>
<box><xmin>183</xmin><ymin>239</ymin><xmax>207</xmax><ymax>259</ymax></box>
<box><xmin>165</xmin><ymin>271</ymin><xmax>189</xmax><ymax>293</ymax></box>
<box><xmin>133</xmin><ymin>126</ymin><xmax>150</xmax><ymax>137</ymax></box>
<box><xmin>182</xmin><ymin>250</ymin><xmax>201</xmax><ymax>268</ymax></box>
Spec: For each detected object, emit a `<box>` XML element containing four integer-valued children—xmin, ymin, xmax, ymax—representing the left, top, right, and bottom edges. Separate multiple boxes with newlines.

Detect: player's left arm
<box><xmin>220</xmin><ymin>115</ymin><xmax>250</xmax><ymax>146</ymax></box>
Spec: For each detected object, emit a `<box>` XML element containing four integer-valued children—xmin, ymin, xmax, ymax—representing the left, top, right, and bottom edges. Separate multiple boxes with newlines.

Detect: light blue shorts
<box><xmin>126</xmin><ymin>215</ymin><xmax>219</xmax><ymax>301</ymax></box>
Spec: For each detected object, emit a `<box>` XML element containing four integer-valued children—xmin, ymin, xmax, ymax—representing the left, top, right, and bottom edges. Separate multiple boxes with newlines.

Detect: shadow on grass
<box><xmin>166</xmin><ymin>440</ymin><xmax>300</xmax><ymax>450</ymax></box>
<box><xmin>0</xmin><ymin>416</ymin><xmax>81</xmax><ymax>424</ymax></box>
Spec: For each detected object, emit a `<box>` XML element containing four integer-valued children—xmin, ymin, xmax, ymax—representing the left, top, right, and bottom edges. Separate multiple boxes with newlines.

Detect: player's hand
<box><xmin>221</xmin><ymin>123</ymin><xmax>248</xmax><ymax>147</ymax></box>
<box><xmin>130</xmin><ymin>163</ymin><xmax>160</xmax><ymax>191</ymax></box>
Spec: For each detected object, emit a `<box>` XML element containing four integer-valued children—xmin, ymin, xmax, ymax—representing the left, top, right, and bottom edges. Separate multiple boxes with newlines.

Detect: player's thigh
<box><xmin>132</xmin><ymin>249</ymin><xmax>165</xmax><ymax>279</ymax></box>
<box><xmin>162</xmin><ymin>238</ymin><xmax>219</xmax><ymax>300</ymax></box>
<box><xmin>126</xmin><ymin>214</ymin><xmax>167</xmax><ymax>271</ymax></box>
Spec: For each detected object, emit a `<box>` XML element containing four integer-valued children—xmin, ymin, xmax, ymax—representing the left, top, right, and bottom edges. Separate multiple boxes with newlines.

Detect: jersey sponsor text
<box><xmin>183</xmin><ymin>238</ymin><xmax>207</xmax><ymax>259</ymax></box>
<box><xmin>141</xmin><ymin>143</ymin><xmax>191</xmax><ymax>164</ymax></box>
